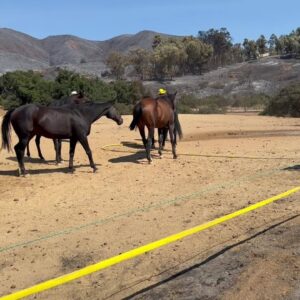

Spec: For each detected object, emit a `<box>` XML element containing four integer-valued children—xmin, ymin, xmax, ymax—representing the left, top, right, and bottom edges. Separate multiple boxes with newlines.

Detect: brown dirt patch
<box><xmin>0</xmin><ymin>114</ymin><xmax>299</xmax><ymax>299</ymax></box>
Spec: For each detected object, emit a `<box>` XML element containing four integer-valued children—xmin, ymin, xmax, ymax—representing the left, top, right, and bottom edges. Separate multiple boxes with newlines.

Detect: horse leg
<box><xmin>158</xmin><ymin>128</ymin><xmax>164</xmax><ymax>157</ymax></box>
<box><xmin>57</xmin><ymin>139</ymin><xmax>62</xmax><ymax>162</ymax></box>
<box><xmin>26</xmin><ymin>143</ymin><xmax>31</xmax><ymax>157</ymax></box>
<box><xmin>78</xmin><ymin>136</ymin><xmax>97</xmax><ymax>172</ymax></box>
<box><xmin>53</xmin><ymin>139</ymin><xmax>61</xmax><ymax>164</ymax></box>
<box><xmin>152</xmin><ymin>137</ymin><xmax>156</xmax><ymax>149</ymax></box>
<box><xmin>169</xmin><ymin>124</ymin><xmax>177</xmax><ymax>159</ymax></box>
<box><xmin>162</xmin><ymin>127</ymin><xmax>168</xmax><ymax>150</ymax></box>
<box><xmin>35</xmin><ymin>135</ymin><xmax>45</xmax><ymax>160</ymax></box>
<box><xmin>68</xmin><ymin>138</ymin><xmax>77</xmax><ymax>172</ymax></box>
<box><xmin>14</xmin><ymin>137</ymin><xmax>29</xmax><ymax>176</ymax></box>
<box><xmin>146</xmin><ymin>127</ymin><xmax>154</xmax><ymax>163</ymax></box>
<box><xmin>138</xmin><ymin>125</ymin><xmax>147</xmax><ymax>149</ymax></box>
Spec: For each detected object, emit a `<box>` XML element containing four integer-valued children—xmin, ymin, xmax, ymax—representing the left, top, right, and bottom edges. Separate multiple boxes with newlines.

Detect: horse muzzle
<box><xmin>117</xmin><ymin>117</ymin><xmax>124</xmax><ymax>125</ymax></box>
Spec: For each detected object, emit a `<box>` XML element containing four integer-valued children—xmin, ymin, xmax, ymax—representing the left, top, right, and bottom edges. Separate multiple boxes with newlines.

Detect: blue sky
<box><xmin>1</xmin><ymin>0</ymin><xmax>299</xmax><ymax>43</ymax></box>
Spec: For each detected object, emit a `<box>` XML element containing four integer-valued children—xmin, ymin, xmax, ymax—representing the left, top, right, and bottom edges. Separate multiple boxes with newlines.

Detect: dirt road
<box><xmin>0</xmin><ymin>114</ymin><xmax>299</xmax><ymax>299</ymax></box>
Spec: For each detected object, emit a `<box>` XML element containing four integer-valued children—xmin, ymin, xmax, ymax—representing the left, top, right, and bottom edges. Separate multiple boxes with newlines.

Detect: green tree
<box><xmin>243</xmin><ymin>39</ymin><xmax>258</xmax><ymax>60</ymax></box>
<box><xmin>127</xmin><ymin>48</ymin><xmax>151</xmax><ymax>80</ymax></box>
<box><xmin>183</xmin><ymin>37</ymin><xmax>212</xmax><ymax>74</ymax></box>
<box><xmin>105</xmin><ymin>51</ymin><xmax>127</xmax><ymax>79</ymax></box>
<box><xmin>198</xmin><ymin>28</ymin><xmax>233</xmax><ymax>67</ymax></box>
<box><xmin>256</xmin><ymin>35</ymin><xmax>268</xmax><ymax>55</ymax></box>
<box><xmin>268</xmin><ymin>34</ymin><xmax>278</xmax><ymax>54</ymax></box>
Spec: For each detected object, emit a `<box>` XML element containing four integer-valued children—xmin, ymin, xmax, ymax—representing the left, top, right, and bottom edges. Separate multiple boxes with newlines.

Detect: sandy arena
<box><xmin>0</xmin><ymin>113</ymin><xmax>300</xmax><ymax>299</ymax></box>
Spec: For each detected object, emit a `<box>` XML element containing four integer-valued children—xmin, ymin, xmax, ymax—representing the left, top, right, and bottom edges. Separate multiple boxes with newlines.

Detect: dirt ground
<box><xmin>0</xmin><ymin>113</ymin><xmax>300</xmax><ymax>300</ymax></box>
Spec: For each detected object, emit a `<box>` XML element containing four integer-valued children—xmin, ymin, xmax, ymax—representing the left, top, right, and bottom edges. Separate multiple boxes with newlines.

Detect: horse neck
<box><xmin>158</xmin><ymin>96</ymin><xmax>175</xmax><ymax>110</ymax></box>
<box><xmin>78</xmin><ymin>103</ymin><xmax>112</xmax><ymax>124</ymax></box>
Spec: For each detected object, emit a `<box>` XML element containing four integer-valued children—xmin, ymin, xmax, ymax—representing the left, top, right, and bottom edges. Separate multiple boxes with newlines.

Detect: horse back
<box><xmin>139</xmin><ymin>97</ymin><xmax>174</xmax><ymax>128</ymax></box>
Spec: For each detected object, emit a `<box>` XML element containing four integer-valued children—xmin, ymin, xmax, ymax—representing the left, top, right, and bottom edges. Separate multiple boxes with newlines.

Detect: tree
<box><xmin>243</xmin><ymin>39</ymin><xmax>258</xmax><ymax>60</ymax></box>
<box><xmin>183</xmin><ymin>38</ymin><xmax>212</xmax><ymax>74</ymax></box>
<box><xmin>268</xmin><ymin>34</ymin><xmax>278</xmax><ymax>54</ymax></box>
<box><xmin>256</xmin><ymin>35</ymin><xmax>267</xmax><ymax>55</ymax></box>
<box><xmin>198</xmin><ymin>28</ymin><xmax>233</xmax><ymax>66</ymax></box>
<box><xmin>151</xmin><ymin>42</ymin><xmax>187</xmax><ymax>80</ymax></box>
<box><xmin>127</xmin><ymin>48</ymin><xmax>151</xmax><ymax>80</ymax></box>
<box><xmin>105</xmin><ymin>51</ymin><xmax>127</xmax><ymax>79</ymax></box>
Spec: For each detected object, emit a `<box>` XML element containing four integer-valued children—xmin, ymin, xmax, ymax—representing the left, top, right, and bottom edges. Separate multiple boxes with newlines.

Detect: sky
<box><xmin>1</xmin><ymin>0</ymin><xmax>299</xmax><ymax>43</ymax></box>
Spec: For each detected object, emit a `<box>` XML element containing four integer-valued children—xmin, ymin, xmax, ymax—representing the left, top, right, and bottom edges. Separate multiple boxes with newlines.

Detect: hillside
<box><xmin>1</xmin><ymin>28</ymin><xmax>300</xmax><ymax>98</ymax></box>
<box><xmin>143</xmin><ymin>57</ymin><xmax>300</xmax><ymax>98</ymax></box>
<box><xmin>0</xmin><ymin>28</ymin><xmax>169</xmax><ymax>75</ymax></box>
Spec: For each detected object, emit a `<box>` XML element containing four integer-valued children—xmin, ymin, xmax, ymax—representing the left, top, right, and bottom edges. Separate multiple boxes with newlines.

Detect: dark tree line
<box><xmin>0</xmin><ymin>69</ymin><xmax>149</xmax><ymax>112</ymax></box>
<box><xmin>105</xmin><ymin>27</ymin><xmax>300</xmax><ymax>80</ymax></box>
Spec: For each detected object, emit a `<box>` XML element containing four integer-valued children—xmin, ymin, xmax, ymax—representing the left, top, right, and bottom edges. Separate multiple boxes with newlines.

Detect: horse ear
<box><xmin>174</xmin><ymin>91</ymin><xmax>177</xmax><ymax>96</ymax></box>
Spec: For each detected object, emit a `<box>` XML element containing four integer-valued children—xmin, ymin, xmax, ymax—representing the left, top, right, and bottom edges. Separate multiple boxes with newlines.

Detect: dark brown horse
<box><xmin>26</xmin><ymin>92</ymin><xmax>89</xmax><ymax>162</ymax></box>
<box><xmin>1</xmin><ymin>101</ymin><xmax>123</xmax><ymax>176</ymax></box>
<box><xmin>129</xmin><ymin>92</ymin><xmax>182</xmax><ymax>163</ymax></box>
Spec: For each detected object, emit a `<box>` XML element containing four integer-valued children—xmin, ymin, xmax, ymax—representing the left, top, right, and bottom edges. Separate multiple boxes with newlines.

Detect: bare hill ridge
<box><xmin>0</xmin><ymin>28</ymin><xmax>169</xmax><ymax>73</ymax></box>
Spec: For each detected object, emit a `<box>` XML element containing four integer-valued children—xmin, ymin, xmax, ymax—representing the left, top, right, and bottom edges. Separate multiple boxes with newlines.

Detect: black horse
<box><xmin>26</xmin><ymin>92</ymin><xmax>89</xmax><ymax>162</ymax></box>
<box><xmin>1</xmin><ymin>101</ymin><xmax>123</xmax><ymax>175</ymax></box>
<box><xmin>129</xmin><ymin>92</ymin><xmax>182</xmax><ymax>163</ymax></box>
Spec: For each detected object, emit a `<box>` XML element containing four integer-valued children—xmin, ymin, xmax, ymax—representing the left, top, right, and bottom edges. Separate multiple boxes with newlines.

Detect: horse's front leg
<box><xmin>53</xmin><ymin>139</ymin><xmax>62</xmax><ymax>164</ymax></box>
<box><xmin>35</xmin><ymin>135</ymin><xmax>45</xmax><ymax>160</ymax></box>
<box><xmin>146</xmin><ymin>127</ymin><xmax>154</xmax><ymax>163</ymax></box>
<box><xmin>78</xmin><ymin>136</ymin><xmax>97</xmax><ymax>172</ymax></box>
<box><xmin>26</xmin><ymin>144</ymin><xmax>31</xmax><ymax>157</ymax></box>
<box><xmin>68</xmin><ymin>138</ymin><xmax>77</xmax><ymax>172</ymax></box>
<box><xmin>57</xmin><ymin>139</ymin><xmax>62</xmax><ymax>162</ymax></box>
<box><xmin>169</xmin><ymin>124</ymin><xmax>177</xmax><ymax>159</ymax></box>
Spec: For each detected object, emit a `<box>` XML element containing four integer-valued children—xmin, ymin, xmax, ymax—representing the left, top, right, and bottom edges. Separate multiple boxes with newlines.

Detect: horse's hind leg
<box><xmin>158</xmin><ymin>128</ymin><xmax>164</xmax><ymax>157</ymax></box>
<box><xmin>26</xmin><ymin>134</ymin><xmax>35</xmax><ymax>157</ymax></box>
<box><xmin>138</xmin><ymin>125</ymin><xmax>147</xmax><ymax>149</ymax></box>
<box><xmin>14</xmin><ymin>137</ymin><xmax>29</xmax><ymax>176</ymax></box>
<box><xmin>68</xmin><ymin>138</ymin><xmax>77</xmax><ymax>172</ymax></box>
<box><xmin>169</xmin><ymin>124</ymin><xmax>177</xmax><ymax>159</ymax></box>
<box><xmin>163</xmin><ymin>127</ymin><xmax>168</xmax><ymax>149</ymax></box>
<box><xmin>146</xmin><ymin>127</ymin><xmax>154</xmax><ymax>163</ymax></box>
<box><xmin>35</xmin><ymin>135</ymin><xmax>45</xmax><ymax>160</ymax></box>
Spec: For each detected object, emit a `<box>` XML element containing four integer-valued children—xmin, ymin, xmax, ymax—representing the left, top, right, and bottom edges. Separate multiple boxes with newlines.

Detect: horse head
<box><xmin>105</xmin><ymin>104</ymin><xmax>123</xmax><ymax>126</ymax></box>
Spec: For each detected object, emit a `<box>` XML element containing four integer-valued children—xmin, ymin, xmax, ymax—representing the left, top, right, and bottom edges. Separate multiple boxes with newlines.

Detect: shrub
<box><xmin>262</xmin><ymin>84</ymin><xmax>300</xmax><ymax>117</ymax></box>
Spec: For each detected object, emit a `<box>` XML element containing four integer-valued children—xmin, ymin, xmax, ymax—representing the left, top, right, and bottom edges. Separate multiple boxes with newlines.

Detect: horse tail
<box><xmin>129</xmin><ymin>102</ymin><xmax>142</xmax><ymax>130</ymax></box>
<box><xmin>174</xmin><ymin>111</ymin><xmax>183</xmax><ymax>140</ymax></box>
<box><xmin>1</xmin><ymin>108</ymin><xmax>15</xmax><ymax>152</ymax></box>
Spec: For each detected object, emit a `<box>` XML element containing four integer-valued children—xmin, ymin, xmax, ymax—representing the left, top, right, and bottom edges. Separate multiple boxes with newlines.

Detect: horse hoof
<box><xmin>159</xmin><ymin>154</ymin><xmax>163</xmax><ymax>159</ymax></box>
<box><xmin>19</xmin><ymin>172</ymin><xmax>29</xmax><ymax>177</ymax></box>
<box><xmin>68</xmin><ymin>168</ymin><xmax>75</xmax><ymax>173</ymax></box>
<box><xmin>173</xmin><ymin>155</ymin><xmax>178</xmax><ymax>159</ymax></box>
<box><xmin>93</xmin><ymin>168</ymin><xmax>98</xmax><ymax>173</ymax></box>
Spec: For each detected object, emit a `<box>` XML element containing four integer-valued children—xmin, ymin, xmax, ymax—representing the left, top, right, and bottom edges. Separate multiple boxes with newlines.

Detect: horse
<box><xmin>129</xmin><ymin>92</ymin><xmax>182</xmax><ymax>163</ymax></box>
<box><xmin>26</xmin><ymin>92</ymin><xmax>89</xmax><ymax>162</ymax></box>
<box><xmin>1</xmin><ymin>101</ymin><xmax>123</xmax><ymax>176</ymax></box>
